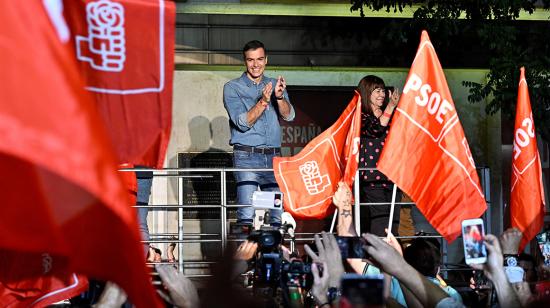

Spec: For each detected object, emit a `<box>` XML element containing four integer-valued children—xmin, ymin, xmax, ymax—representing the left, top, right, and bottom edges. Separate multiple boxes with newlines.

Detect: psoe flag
<box><xmin>63</xmin><ymin>0</ymin><xmax>175</xmax><ymax>168</ymax></box>
<box><xmin>274</xmin><ymin>94</ymin><xmax>361</xmax><ymax>219</ymax></box>
<box><xmin>0</xmin><ymin>1</ymin><xmax>161</xmax><ymax>307</ymax></box>
<box><xmin>378</xmin><ymin>31</ymin><xmax>487</xmax><ymax>242</ymax></box>
<box><xmin>511</xmin><ymin>67</ymin><xmax>546</xmax><ymax>251</ymax></box>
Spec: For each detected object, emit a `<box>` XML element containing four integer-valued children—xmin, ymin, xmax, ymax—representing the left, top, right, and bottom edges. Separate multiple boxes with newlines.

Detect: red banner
<box><xmin>0</xmin><ymin>1</ymin><xmax>160</xmax><ymax>307</ymax></box>
<box><xmin>511</xmin><ymin>67</ymin><xmax>546</xmax><ymax>251</ymax></box>
<box><xmin>274</xmin><ymin>94</ymin><xmax>361</xmax><ymax>219</ymax></box>
<box><xmin>63</xmin><ymin>0</ymin><xmax>175</xmax><ymax>168</ymax></box>
<box><xmin>378</xmin><ymin>31</ymin><xmax>487</xmax><ymax>242</ymax></box>
<box><xmin>0</xmin><ymin>252</ymin><xmax>88</xmax><ymax>308</ymax></box>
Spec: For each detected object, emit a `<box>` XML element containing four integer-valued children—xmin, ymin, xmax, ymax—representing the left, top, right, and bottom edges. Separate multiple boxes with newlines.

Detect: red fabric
<box><xmin>377</xmin><ymin>31</ymin><xmax>487</xmax><ymax>242</ymax></box>
<box><xmin>274</xmin><ymin>94</ymin><xmax>362</xmax><ymax>219</ymax></box>
<box><xmin>0</xmin><ymin>252</ymin><xmax>88</xmax><ymax>308</ymax></box>
<box><xmin>63</xmin><ymin>0</ymin><xmax>175</xmax><ymax>168</ymax></box>
<box><xmin>0</xmin><ymin>1</ymin><xmax>160</xmax><ymax>307</ymax></box>
<box><xmin>510</xmin><ymin>67</ymin><xmax>546</xmax><ymax>251</ymax></box>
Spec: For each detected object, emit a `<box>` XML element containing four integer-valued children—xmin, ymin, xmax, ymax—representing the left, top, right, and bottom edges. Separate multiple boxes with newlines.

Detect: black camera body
<box><xmin>247</xmin><ymin>229</ymin><xmax>282</xmax><ymax>253</ymax></box>
<box><xmin>248</xmin><ymin>229</ymin><xmax>314</xmax><ymax>294</ymax></box>
<box><xmin>282</xmin><ymin>260</ymin><xmax>313</xmax><ymax>289</ymax></box>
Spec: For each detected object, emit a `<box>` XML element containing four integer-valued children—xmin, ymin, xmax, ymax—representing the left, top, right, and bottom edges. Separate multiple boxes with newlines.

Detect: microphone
<box><xmin>281</xmin><ymin>212</ymin><xmax>296</xmax><ymax>238</ymax></box>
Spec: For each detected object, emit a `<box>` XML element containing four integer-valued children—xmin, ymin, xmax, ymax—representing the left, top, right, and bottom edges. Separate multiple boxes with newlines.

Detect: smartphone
<box><xmin>535</xmin><ymin>229</ymin><xmax>550</xmax><ymax>266</ymax></box>
<box><xmin>340</xmin><ymin>273</ymin><xmax>384</xmax><ymax>307</ymax></box>
<box><xmin>336</xmin><ymin>236</ymin><xmax>367</xmax><ymax>259</ymax></box>
<box><xmin>461</xmin><ymin>218</ymin><xmax>487</xmax><ymax>264</ymax></box>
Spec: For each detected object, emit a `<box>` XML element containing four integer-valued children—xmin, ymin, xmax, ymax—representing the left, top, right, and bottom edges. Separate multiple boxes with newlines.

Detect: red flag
<box><xmin>0</xmin><ymin>252</ymin><xmax>88</xmax><ymax>308</ymax></box>
<box><xmin>63</xmin><ymin>0</ymin><xmax>175</xmax><ymax>168</ymax></box>
<box><xmin>510</xmin><ymin>67</ymin><xmax>546</xmax><ymax>251</ymax></box>
<box><xmin>0</xmin><ymin>1</ymin><xmax>160</xmax><ymax>307</ymax></box>
<box><xmin>274</xmin><ymin>94</ymin><xmax>362</xmax><ymax>219</ymax></box>
<box><xmin>378</xmin><ymin>31</ymin><xmax>487</xmax><ymax>242</ymax></box>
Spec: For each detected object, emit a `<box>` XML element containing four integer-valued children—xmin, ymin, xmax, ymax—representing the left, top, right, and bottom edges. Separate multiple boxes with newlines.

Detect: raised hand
<box><xmin>304</xmin><ymin>232</ymin><xmax>345</xmax><ymax>288</ymax></box>
<box><xmin>499</xmin><ymin>228</ymin><xmax>522</xmax><ymax>255</ymax></box>
<box><xmin>234</xmin><ymin>240</ymin><xmax>258</xmax><ymax>261</ymax></box>
<box><xmin>156</xmin><ymin>264</ymin><xmax>199</xmax><ymax>308</ymax></box>
<box><xmin>261</xmin><ymin>82</ymin><xmax>273</xmax><ymax>106</ymax></box>
<box><xmin>362</xmin><ymin>233</ymin><xmax>406</xmax><ymax>277</ymax></box>
<box><xmin>388</xmin><ymin>87</ymin><xmax>400</xmax><ymax>108</ymax></box>
<box><xmin>275</xmin><ymin>76</ymin><xmax>286</xmax><ymax>99</ymax></box>
<box><xmin>332</xmin><ymin>181</ymin><xmax>352</xmax><ymax>211</ymax></box>
<box><xmin>311</xmin><ymin>262</ymin><xmax>330</xmax><ymax>305</ymax></box>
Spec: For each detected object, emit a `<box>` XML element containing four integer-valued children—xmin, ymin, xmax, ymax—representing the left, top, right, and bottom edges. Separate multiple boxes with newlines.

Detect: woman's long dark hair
<box><xmin>356</xmin><ymin>75</ymin><xmax>386</xmax><ymax>115</ymax></box>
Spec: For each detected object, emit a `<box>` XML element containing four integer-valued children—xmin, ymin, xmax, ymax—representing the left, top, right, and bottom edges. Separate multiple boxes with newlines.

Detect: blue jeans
<box><xmin>137</xmin><ymin>177</ymin><xmax>152</xmax><ymax>255</ymax></box>
<box><xmin>233</xmin><ymin>150</ymin><xmax>282</xmax><ymax>224</ymax></box>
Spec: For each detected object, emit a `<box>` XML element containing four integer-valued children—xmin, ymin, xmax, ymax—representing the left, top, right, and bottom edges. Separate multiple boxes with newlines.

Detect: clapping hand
<box><xmin>275</xmin><ymin>76</ymin><xmax>286</xmax><ymax>99</ymax></box>
<box><xmin>261</xmin><ymin>82</ymin><xmax>273</xmax><ymax>106</ymax></box>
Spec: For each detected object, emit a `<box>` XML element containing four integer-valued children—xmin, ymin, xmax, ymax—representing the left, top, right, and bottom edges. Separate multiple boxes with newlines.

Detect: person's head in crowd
<box><xmin>519</xmin><ymin>253</ymin><xmax>538</xmax><ymax>283</ymax></box>
<box><xmin>242</xmin><ymin>40</ymin><xmax>267</xmax><ymax>81</ymax></box>
<box><xmin>356</xmin><ymin>75</ymin><xmax>387</xmax><ymax>115</ymax></box>
<box><xmin>403</xmin><ymin>238</ymin><xmax>441</xmax><ymax>277</ymax></box>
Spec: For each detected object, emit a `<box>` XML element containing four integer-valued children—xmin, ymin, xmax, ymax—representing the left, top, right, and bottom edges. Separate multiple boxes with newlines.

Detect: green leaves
<box><xmin>351</xmin><ymin>0</ymin><xmax>550</xmax><ymax>141</ymax></box>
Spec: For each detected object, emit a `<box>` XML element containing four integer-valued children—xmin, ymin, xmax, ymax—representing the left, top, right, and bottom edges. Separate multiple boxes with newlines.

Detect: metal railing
<box><xmin>123</xmin><ymin>166</ymin><xmax>491</xmax><ymax>277</ymax></box>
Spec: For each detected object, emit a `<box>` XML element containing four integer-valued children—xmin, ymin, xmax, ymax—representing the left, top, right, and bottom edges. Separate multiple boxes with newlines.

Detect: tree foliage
<box><xmin>350</xmin><ymin>0</ymin><xmax>550</xmax><ymax>141</ymax></box>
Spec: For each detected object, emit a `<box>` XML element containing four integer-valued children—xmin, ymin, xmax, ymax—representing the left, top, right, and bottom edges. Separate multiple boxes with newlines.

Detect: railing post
<box><xmin>221</xmin><ymin>169</ymin><xmax>227</xmax><ymax>254</ymax></box>
<box><xmin>177</xmin><ymin>175</ymin><xmax>184</xmax><ymax>273</ymax></box>
<box><xmin>354</xmin><ymin>171</ymin><xmax>361</xmax><ymax>235</ymax></box>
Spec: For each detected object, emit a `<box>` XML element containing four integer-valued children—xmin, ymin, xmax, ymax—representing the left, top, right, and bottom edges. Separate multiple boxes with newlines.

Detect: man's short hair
<box><xmin>243</xmin><ymin>40</ymin><xmax>266</xmax><ymax>57</ymax></box>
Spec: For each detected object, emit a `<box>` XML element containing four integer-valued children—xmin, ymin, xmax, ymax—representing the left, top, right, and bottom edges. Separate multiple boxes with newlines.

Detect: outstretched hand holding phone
<box><xmin>468</xmin><ymin>234</ymin><xmax>521</xmax><ymax>308</ymax></box>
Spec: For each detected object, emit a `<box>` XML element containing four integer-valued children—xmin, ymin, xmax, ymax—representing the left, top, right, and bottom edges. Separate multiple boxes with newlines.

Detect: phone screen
<box><xmin>341</xmin><ymin>274</ymin><xmax>384</xmax><ymax>307</ymax></box>
<box><xmin>536</xmin><ymin>230</ymin><xmax>550</xmax><ymax>266</ymax></box>
<box><xmin>462</xmin><ymin>220</ymin><xmax>487</xmax><ymax>264</ymax></box>
<box><xmin>336</xmin><ymin>236</ymin><xmax>367</xmax><ymax>259</ymax></box>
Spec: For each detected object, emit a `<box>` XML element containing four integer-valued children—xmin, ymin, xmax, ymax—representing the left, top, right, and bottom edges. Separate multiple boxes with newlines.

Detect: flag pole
<box><xmin>386</xmin><ymin>184</ymin><xmax>397</xmax><ymax>239</ymax></box>
<box><xmin>329</xmin><ymin>209</ymin><xmax>338</xmax><ymax>233</ymax></box>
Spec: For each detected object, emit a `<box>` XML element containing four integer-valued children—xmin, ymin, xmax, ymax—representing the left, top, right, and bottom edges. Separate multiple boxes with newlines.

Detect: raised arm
<box><xmin>363</xmin><ymin>233</ymin><xmax>451</xmax><ymax>307</ymax></box>
<box><xmin>274</xmin><ymin>76</ymin><xmax>294</xmax><ymax>121</ymax></box>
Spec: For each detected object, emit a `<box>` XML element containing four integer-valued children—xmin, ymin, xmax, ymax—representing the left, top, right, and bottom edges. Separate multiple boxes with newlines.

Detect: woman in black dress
<box><xmin>357</xmin><ymin>75</ymin><xmax>401</xmax><ymax>236</ymax></box>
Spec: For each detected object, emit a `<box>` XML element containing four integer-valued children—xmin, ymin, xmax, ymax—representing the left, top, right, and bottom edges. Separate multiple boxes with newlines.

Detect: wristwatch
<box><xmin>327</xmin><ymin>287</ymin><xmax>340</xmax><ymax>303</ymax></box>
<box><xmin>503</xmin><ymin>254</ymin><xmax>519</xmax><ymax>267</ymax></box>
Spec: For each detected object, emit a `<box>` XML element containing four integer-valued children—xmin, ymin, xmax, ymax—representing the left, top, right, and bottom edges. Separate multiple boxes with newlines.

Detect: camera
<box><xmin>282</xmin><ymin>260</ymin><xmax>313</xmax><ymax>289</ymax></box>
<box><xmin>247</xmin><ymin>227</ymin><xmax>314</xmax><ymax>306</ymax></box>
<box><xmin>248</xmin><ymin>229</ymin><xmax>282</xmax><ymax>253</ymax></box>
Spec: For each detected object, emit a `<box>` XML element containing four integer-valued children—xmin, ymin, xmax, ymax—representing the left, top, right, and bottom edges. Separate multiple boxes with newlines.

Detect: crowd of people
<box><xmin>94</xmin><ymin>181</ymin><xmax>549</xmax><ymax>307</ymax></box>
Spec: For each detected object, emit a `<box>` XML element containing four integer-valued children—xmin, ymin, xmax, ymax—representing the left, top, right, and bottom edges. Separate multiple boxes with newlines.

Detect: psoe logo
<box><xmin>76</xmin><ymin>0</ymin><xmax>125</xmax><ymax>72</ymax></box>
<box><xmin>299</xmin><ymin>161</ymin><xmax>331</xmax><ymax>195</ymax></box>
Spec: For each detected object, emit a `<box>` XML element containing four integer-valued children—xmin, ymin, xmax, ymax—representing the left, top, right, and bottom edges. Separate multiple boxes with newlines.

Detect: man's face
<box><xmin>244</xmin><ymin>48</ymin><xmax>267</xmax><ymax>80</ymax></box>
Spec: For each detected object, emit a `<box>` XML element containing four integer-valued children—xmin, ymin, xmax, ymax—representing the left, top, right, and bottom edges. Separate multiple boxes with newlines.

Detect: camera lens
<box><xmin>261</xmin><ymin>234</ymin><xmax>274</xmax><ymax>246</ymax></box>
